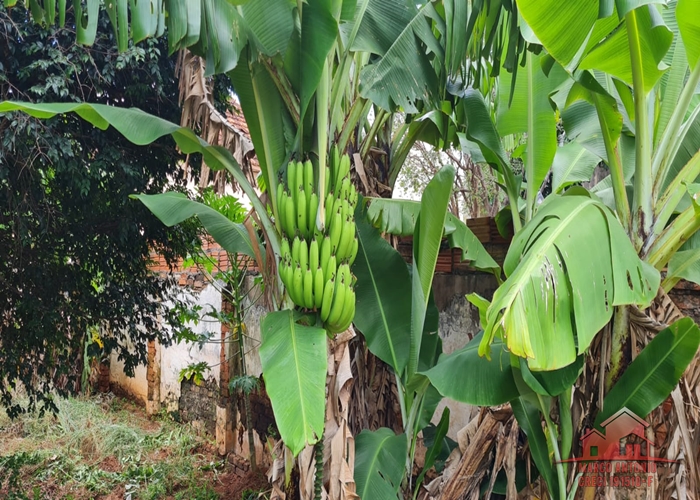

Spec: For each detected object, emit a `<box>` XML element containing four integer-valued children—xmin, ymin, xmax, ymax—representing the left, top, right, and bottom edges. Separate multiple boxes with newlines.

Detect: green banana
<box><xmin>294</xmin><ymin>161</ymin><xmax>304</xmax><ymax>200</ymax></box>
<box><xmin>314</xmin><ymin>266</ymin><xmax>324</xmax><ymax>309</ymax></box>
<box><xmin>329</xmin><ymin>211</ymin><xmax>343</xmax><ymax>254</ymax></box>
<box><xmin>324</xmin><ymin>164</ymin><xmax>331</xmax><ymax>201</ymax></box>
<box><xmin>349</xmin><ymin>183</ymin><xmax>357</xmax><ymax>207</ymax></box>
<box><xmin>319</xmin><ymin>236</ymin><xmax>331</xmax><ymax>276</ymax></box>
<box><xmin>284</xmin><ymin>192</ymin><xmax>296</xmax><ymax>240</ymax></box>
<box><xmin>292</xmin><ymin>265</ymin><xmax>303</xmax><ymax>306</ymax></box>
<box><xmin>308</xmin><ymin>192</ymin><xmax>319</xmax><ymax>234</ymax></box>
<box><xmin>299</xmin><ymin>238</ymin><xmax>309</xmax><ymax>272</ymax></box>
<box><xmin>280</xmin><ymin>237</ymin><xmax>291</xmax><ymax>262</ymax></box>
<box><xmin>303</xmin><ymin>268</ymin><xmax>314</xmax><ymax>309</ymax></box>
<box><xmin>337</xmin><ymin>263</ymin><xmax>351</xmax><ymax>286</ymax></box>
<box><xmin>279</xmin><ymin>258</ymin><xmax>291</xmax><ymax>290</ymax></box>
<box><xmin>332</xmin><ymin>196</ymin><xmax>343</xmax><ymax>220</ymax></box>
<box><xmin>334</xmin><ymin>154</ymin><xmax>350</xmax><ymax>194</ymax></box>
<box><xmin>340</xmin><ymin>177</ymin><xmax>350</xmax><ymax>202</ymax></box>
<box><xmin>320</xmin><ymin>278</ymin><xmax>335</xmax><ymax>322</ymax></box>
<box><xmin>304</xmin><ymin>160</ymin><xmax>314</xmax><ymax>196</ymax></box>
<box><xmin>324</xmin><ymin>192</ymin><xmax>334</xmax><ymax>229</ymax></box>
<box><xmin>309</xmin><ymin>238</ymin><xmax>319</xmax><ymax>274</ymax></box>
<box><xmin>331</xmin><ymin>286</ymin><xmax>355</xmax><ymax>333</ymax></box>
<box><xmin>297</xmin><ymin>187</ymin><xmax>308</xmax><ymax>238</ymax></box>
<box><xmin>276</xmin><ymin>183</ymin><xmax>284</xmax><ymax>220</ymax></box>
<box><xmin>337</xmin><ymin>216</ymin><xmax>355</xmax><ymax>260</ymax></box>
<box><xmin>330</xmin><ymin>147</ymin><xmax>340</xmax><ymax>193</ymax></box>
<box><xmin>348</xmin><ymin>236</ymin><xmax>359</xmax><ymax>266</ymax></box>
<box><xmin>331</xmin><ymin>145</ymin><xmax>340</xmax><ymax>189</ymax></box>
<box><xmin>287</xmin><ymin>162</ymin><xmax>297</xmax><ymax>204</ymax></box>
<box><xmin>324</xmin><ymin>255</ymin><xmax>336</xmax><ymax>283</ymax></box>
<box><xmin>340</xmin><ymin>198</ymin><xmax>348</xmax><ymax>222</ymax></box>
<box><xmin>326</xmin><ymin>276</ymin><xmax>347</xmax><ymax>327</ymax></box>
<box><xmin>292</xmin><ymin>236</ymin><xmax>301</xmax><ymax>268</ymax></box>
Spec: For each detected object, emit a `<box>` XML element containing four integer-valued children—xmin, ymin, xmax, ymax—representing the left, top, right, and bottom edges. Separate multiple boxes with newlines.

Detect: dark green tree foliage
<box><xmin>0</xmin><ymin>6</ymin><xmax>203</xmax><ymax>416</ymax></box>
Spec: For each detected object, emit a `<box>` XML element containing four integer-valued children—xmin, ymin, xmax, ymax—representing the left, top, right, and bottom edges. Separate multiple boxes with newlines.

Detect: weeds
<box><xmin>0</xmin><ymin>395</ymin><xmax>231</xmax><ymax>499</ymax></box>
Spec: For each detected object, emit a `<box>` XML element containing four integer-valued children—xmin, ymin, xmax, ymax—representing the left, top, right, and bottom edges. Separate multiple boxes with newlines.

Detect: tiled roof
<box><xmin>226</xmin><ymin>101</ymin><xmax>260</xmax><ymax>174</ymax></box>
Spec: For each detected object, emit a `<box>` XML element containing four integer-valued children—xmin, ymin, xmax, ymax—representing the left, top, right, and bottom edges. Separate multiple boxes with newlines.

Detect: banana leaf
<box><xmin>260</xmin><ymin>310</ymin><xmax>327</xmax><ymax>456</ymax></box>
<box><xmin>595</xmin><ymin>317</ymin><xmax>700</xmax><ymax>427</ymax></box>
<box><xmin>355</xmin><ymin>428</ymin><xmax>407</xmax><ymax>500</ymax></box>
<box><xmin>480</xmin><ymin>190</ymin><xmax>659</xmax><ymax>370</ymax></box>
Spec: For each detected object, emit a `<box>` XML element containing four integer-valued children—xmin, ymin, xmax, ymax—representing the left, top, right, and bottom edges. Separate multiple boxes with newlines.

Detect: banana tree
<box><xmin>1</xmin><ymin>1</ymin><xmax>520</xmax><ymax>496</ymax></box>
<box><xmin>426</xmin><ymin>0</ymin><xmax>700</xmax><ymax>497</ymax></box>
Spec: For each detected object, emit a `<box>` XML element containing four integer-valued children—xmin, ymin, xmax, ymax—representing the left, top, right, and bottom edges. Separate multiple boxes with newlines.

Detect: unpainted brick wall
<box><xmin>179</xmin><ymin>377</ymin><xmax>218</xmax><ymax>435</ymax></box>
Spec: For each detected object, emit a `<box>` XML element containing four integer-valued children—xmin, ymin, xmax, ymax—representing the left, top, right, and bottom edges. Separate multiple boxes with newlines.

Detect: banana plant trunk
<box><xmin>573</xmin><ymin>291</ymin><xmax>699</xmax><ymax>500</ymax></box>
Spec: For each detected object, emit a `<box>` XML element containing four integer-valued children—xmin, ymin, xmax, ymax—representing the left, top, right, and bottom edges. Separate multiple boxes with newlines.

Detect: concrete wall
<box><xmin>432</xmin><ymin>273</ymin><xmax>499</xmax><ymax>438</ymax></box>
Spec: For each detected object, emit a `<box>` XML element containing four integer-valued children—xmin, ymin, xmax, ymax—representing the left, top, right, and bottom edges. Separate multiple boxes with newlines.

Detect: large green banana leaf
<box><xmin>578</xmin><ymin>6</ymin><xmax>672</xmax><ymax>94</ymax></box>
<box><xmin>364</xmin><ymin>198</ymin><xmax>499</xmax><ymax>273</ymax></box>
<box><xmin>260</xmin><ymin>311</ymin><xmax>327</xmax><ymax>456</ymax></box>
<box><xmin>480</xmin><ymin>190</ymin><xmax>659</xmax><ymax>371</ymax></box>
<box><xmin>351</xmin><ymin>0</ymin><xmax>442</xmax><ymax>112</ymax></box>
<box><xmin>132</xmin><ymin>193</ymin><xmax>261</xmax><ymax>263</ymax></box>
<box><xmin>497</xmin><ymin>53</ymin><xmax>564</xmax><ymax>212</ymax></box>
<box><xmin>227</xmin><ymin>49</ymin><xmax>290</xmax><ymax>209</ymax></box>
<box><xmin>408</xmin><ymin>166</ymin><xmax>455</xmax><ymax>377</ymax></box>
<box><xmin>355</xmin><ymin>428</ymin><xmax>407</xmax><ymax>500</ymax></box>
<box><xmin>423</xmin><ymin>332</ymin><xmax>519</xmax><ymax>406</ymax></box>
<box><xmin>595</xmin><ymin>317</ymin><xmax>700</xmax><ymax>427</ymax></box>
<box><xmin>677</xmin><ymin>0</ymin><xmax>700</xmax><ymax>69</ymax></box>
<box><xmin>0</xmin><ymin>101</ymin><xmax>279</xmax><ymax>255</ymax></box>
<box><xmin>353</xmin><ymin>205</ymin><xmax>412</xmax><ymax>374</ymax></box>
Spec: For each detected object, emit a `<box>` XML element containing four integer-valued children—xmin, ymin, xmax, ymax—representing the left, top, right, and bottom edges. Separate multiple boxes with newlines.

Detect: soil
<box><xmin>211</xmin><ymin>469</ymin><xmax>271</xmax><ymax>500</ymax></box>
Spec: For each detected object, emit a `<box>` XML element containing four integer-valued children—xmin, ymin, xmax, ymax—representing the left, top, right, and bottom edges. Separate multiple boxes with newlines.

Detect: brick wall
<box><xmin>179</xmin><ymin>377</ymin><xmax>219</xmax><ymax>435</ymax></box>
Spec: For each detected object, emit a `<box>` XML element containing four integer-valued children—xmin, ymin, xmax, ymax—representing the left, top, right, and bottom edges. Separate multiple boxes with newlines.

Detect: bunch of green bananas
<box><xmin>277</xmin><ymin>149</ymin><xmax>358</xmax><ymax>334</ymax></box>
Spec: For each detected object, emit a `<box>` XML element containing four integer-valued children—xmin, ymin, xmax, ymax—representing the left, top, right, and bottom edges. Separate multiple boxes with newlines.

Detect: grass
<box><xmin>0</xmin><ymin>394</ymin><xmax>268</xmax><ymax>500</ymax></box>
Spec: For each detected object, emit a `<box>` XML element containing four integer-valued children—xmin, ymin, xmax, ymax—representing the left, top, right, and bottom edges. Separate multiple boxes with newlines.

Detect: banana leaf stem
<box><xmin>626</xmin><ymin>9</ymin><xmax>653</xmax><ymax>249</ymax></box>
<box><xmin>536</xmin><ymin>395</ymin><xmax>567</xmax><ymax>500</ymax></box>
<box><xmin>606</xmin><ymin>305</ymin><xmax>629</xmax><ymax>392</ymax></box>
<box><xmin>591</xmin><ymin>92</ymin><xmax>631</xmax><ymax>234</ymax></box>
<box><xmin>653</xmin><ymin>62</ymin><xmax>700</xmax><ymax>191</ymax></box>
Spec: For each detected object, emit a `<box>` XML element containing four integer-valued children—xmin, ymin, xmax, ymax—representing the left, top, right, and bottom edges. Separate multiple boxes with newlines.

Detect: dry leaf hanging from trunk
<box><xmin>175</xmin><ymin>50</ymin><xmax>256</xmax><ymax>193</ymax></box>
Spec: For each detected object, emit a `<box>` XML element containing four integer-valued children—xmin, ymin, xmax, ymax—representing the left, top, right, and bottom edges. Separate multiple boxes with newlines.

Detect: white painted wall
<box><xmin>159</xmin><ymin>283</ymin><xmax>223</xmax><ymax>411</ymax></box>
<box><xmin>109</xmin><ymin>281</ymin><xmax>224</xmax><ymax>410</ymax></box>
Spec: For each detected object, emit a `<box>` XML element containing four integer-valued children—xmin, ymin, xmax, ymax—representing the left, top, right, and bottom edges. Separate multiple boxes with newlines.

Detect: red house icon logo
<box><xmin>559</xmin><ymin>408</ymin><xmax>677</xmax><ymax>465</ymax></box>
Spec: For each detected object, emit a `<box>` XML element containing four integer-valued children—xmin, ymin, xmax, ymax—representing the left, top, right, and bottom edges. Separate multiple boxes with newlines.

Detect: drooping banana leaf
<box><xmin>132</xmin><ymin>192</ymin><xmax>261</xmax><ymax>263</ymax></box>
<box><xmin>260</xmin><ymin>310</ymin><xmax>327</xmax><ymax>457</ymax></box>
<box><xmin>480</xmin><ymin>190</ymin><xmax>659</xmax><ymax>371</ymax></box>
<box><xmin>355</xmin><ymin>428</ymin><xmax>407</xmax><ymax>500</ymax></box>
<box><xmin>511</xmin><ymin>395</ymin><xmax>559</xmax><ymax>500</ymax></box>
<box><xmin>364</xmin><ymin>197</ymin><xmax>500</xmax><ymax>273</ymax></box>
<box><xmin>595</xmin><ymin>317</ymin><xmax>700</xmax><ymax>427</ymax></box>
<box><xmin>351</xmin><ymin>0</ymin><xmax>442</xmax><ymax>112</ymax></box>
<box><xmin>0</xmin><ymin>101</ymin><xmax>279</xmax><ymax>256</ymax></box>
